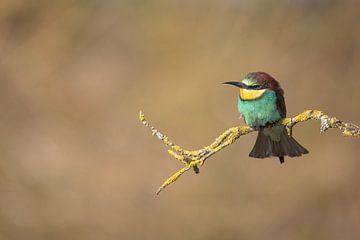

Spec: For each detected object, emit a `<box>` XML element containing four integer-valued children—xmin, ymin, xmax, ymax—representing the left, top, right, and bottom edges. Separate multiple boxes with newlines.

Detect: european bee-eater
<box><xmin>224</xmin><ymin>72</ymin><xmax>308</xmax><ymax>164</ymax></box>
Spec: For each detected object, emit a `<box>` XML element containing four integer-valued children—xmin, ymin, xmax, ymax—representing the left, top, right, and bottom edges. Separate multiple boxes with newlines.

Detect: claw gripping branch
<box><xmin>139</xmin><ymin>110</ymin><xmax>359</xmax><ymax>194</ymax></box>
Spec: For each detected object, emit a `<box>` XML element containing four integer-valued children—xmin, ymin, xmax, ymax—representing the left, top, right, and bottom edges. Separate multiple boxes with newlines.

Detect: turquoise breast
<box><xmin>237</xmin><ymin>90</ymin><xmax>281</xmax><ymax>127</ymax></box>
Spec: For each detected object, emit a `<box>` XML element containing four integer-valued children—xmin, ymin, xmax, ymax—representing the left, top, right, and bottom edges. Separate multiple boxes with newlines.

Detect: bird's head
<box><xmin>223</xmin><ymin>72</ymin><xmax>282</xmax><ymax>100</ymax></box>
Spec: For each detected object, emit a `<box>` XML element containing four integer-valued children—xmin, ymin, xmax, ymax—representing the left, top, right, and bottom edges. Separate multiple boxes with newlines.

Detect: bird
<box><xmin>223</xmin><ymin>72</ymin><xmax>308</xmax><ymax>164</ymax></box>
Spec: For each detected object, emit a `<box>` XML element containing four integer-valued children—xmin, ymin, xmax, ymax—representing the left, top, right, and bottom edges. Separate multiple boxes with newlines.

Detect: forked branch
<box><xmin>139</xmin><ymin>110</ymin><xmax>359</xmax><ymax>194</ymax></box>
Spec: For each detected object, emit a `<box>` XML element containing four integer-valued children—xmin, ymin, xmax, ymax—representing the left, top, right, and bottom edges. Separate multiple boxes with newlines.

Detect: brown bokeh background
<box><xmin>0</xmin><ymin>1</ymin><xmax>360</xmax><ymax>239</ymax></box>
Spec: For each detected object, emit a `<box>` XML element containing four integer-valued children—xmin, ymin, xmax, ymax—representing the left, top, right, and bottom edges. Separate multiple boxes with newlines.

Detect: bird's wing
<box><xmin>276</xmin><ymin>89</ymin><xmax>287</xmax><ymax>118</ymax></box>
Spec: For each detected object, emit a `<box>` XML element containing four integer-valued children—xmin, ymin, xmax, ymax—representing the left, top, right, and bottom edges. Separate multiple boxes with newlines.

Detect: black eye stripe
<box><xmin>247</xmin><ymin>85</ymin><xmax>262</xmax><ymax>90</ymax></box>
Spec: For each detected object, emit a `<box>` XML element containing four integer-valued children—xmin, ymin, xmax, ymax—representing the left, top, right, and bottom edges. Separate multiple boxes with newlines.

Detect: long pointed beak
<box><xmin>222</xmin><ymin>81</ymin><xmax>247</xmax><ymax>88</ymax></box>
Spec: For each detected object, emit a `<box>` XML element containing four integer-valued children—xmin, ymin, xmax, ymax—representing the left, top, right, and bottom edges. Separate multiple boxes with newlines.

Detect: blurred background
<box><xmin>0</xmin><ymin>0</ymin><xmax>359</xmax><ymax>239</ymax></box>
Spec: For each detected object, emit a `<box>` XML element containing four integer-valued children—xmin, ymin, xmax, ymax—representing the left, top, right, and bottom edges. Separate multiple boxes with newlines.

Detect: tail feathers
<box><xmin>249</xmin><ymin>128</ymin><xmax>309</xmax><ymax>163</ymax></box>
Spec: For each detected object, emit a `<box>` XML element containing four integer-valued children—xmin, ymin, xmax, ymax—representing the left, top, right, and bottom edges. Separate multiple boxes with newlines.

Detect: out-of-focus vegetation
<box><xmin>0</xmin><ymin>1</ymin><xmax>359</xmax><ymax>239</ymax></box>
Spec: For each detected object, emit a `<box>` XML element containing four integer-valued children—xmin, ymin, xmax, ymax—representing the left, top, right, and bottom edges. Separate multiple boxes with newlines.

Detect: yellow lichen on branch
<box><xmin>139</xmin><ymin>110</ymin><xmax>359</xmax><ymax>194</ymax></box>
<box><xmin>282</xmin><ymin>110</ymin><xmax>360</xmax><ymax>137</ymax></box>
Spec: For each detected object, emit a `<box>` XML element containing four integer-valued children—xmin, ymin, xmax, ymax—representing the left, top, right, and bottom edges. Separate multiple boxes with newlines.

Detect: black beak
<box><xmin>222</xmin><ymin>81</ymin><xmax>248</xmax><ymax>88</ymax></box>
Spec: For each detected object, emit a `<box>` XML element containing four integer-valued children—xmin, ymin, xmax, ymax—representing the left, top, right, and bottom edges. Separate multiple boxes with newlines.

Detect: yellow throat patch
<box><xmin>239</xmin><ymin>88</ymin><xmax>267</xmax><ymax>100</ymax></box>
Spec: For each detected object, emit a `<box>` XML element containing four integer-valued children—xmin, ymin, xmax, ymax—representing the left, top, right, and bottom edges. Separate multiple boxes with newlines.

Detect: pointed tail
<box><xmin>249</xmin><ymin>127</ymin><xmax>309</xmax><ymax>163</ymax></box>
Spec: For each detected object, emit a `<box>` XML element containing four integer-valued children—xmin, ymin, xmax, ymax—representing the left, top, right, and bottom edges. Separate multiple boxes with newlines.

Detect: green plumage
<box><xmin>224</xmin><ymin>71</ymin><xmax>309</xmax><ymax>163</ymax></box>
<box><xmin>238</xmin><ymin>90</ymin><xmax>281</xmax><ymax>127</ymax></box>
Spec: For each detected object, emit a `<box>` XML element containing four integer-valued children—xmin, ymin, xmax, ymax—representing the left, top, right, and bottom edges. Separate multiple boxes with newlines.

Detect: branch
<box><xmin>139</xmin><ymin>110</ymin><xmax>359</xmax><ymax>194</ymax></box>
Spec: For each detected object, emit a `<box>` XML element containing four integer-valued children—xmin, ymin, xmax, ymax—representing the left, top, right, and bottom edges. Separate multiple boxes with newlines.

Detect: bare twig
<box><xmin>139</xmin><ymin>110</ymin><xmax>359</xmax><ymax>194</ymax></box>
